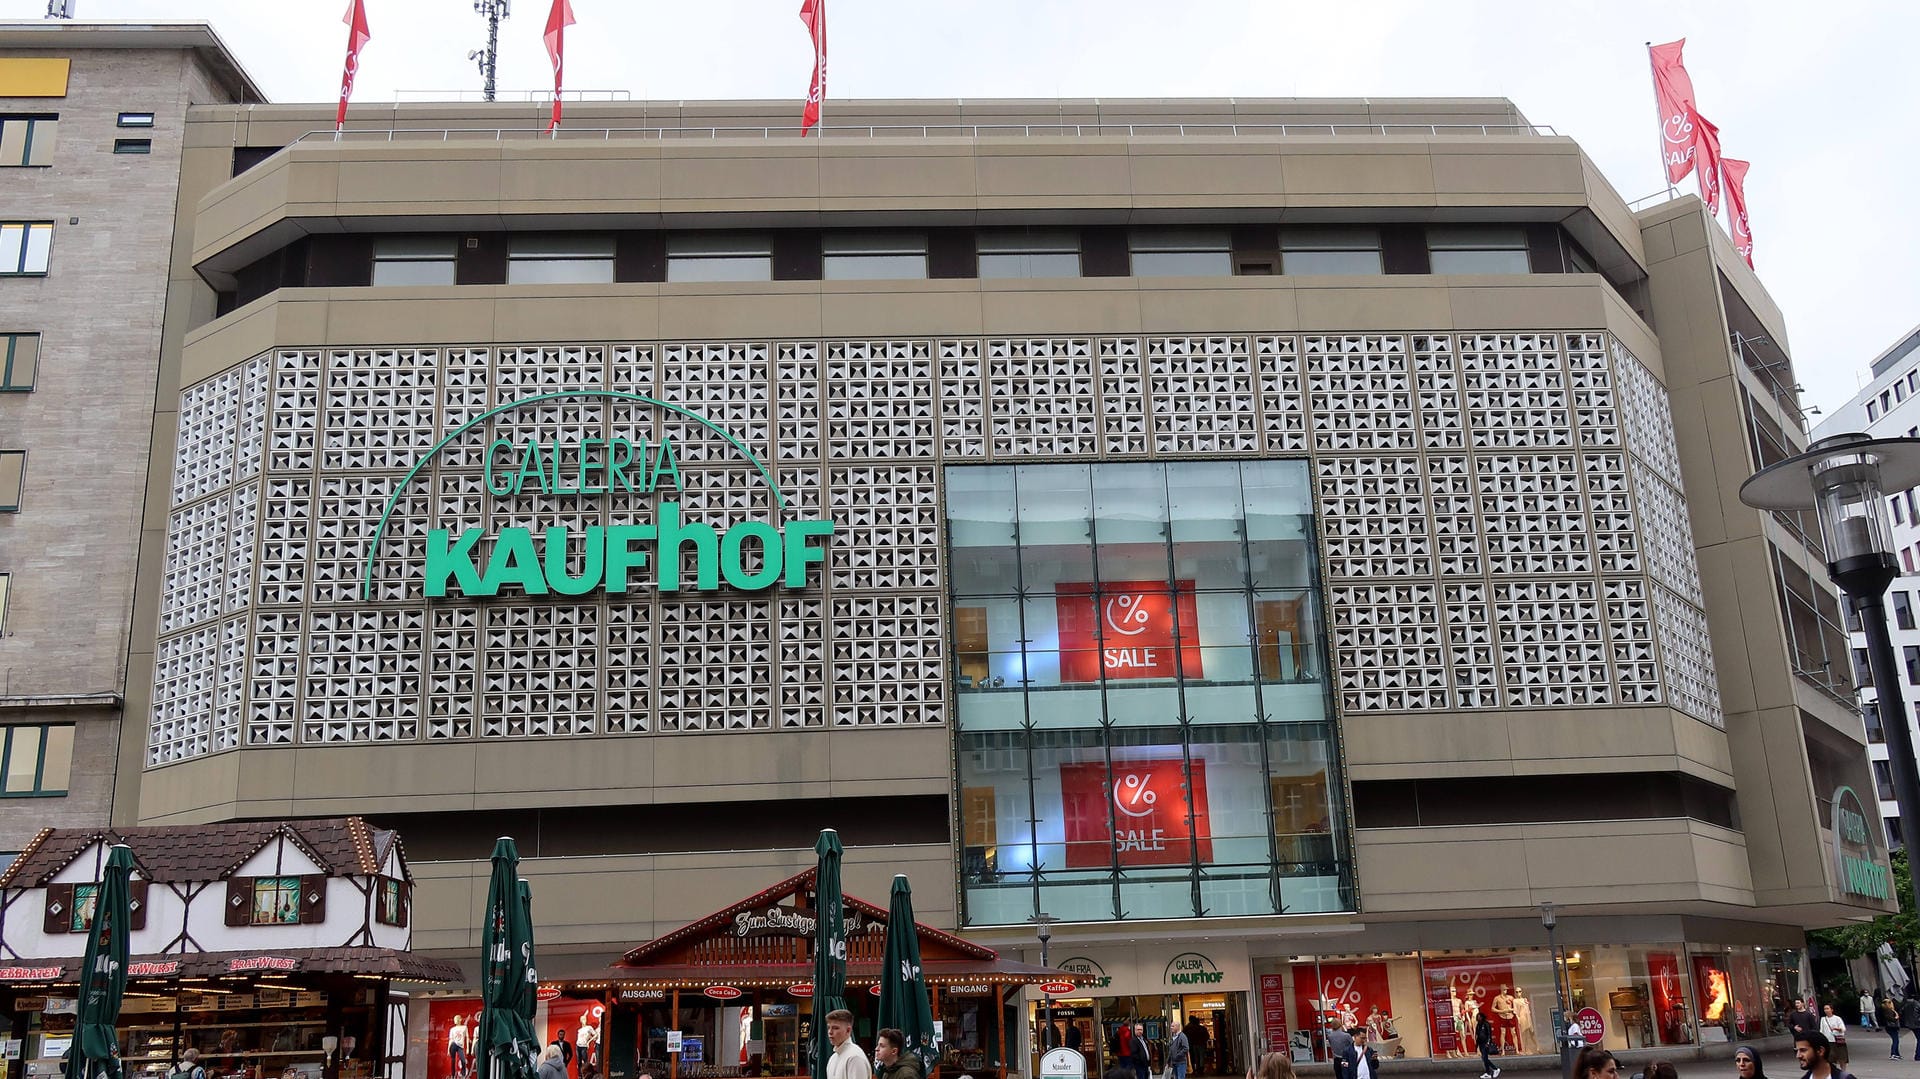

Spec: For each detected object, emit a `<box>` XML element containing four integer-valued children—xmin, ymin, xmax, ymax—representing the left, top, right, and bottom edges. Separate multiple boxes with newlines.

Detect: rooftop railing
<box><xmin>294</xmin><ymin>121</ymin><xmax>1559</xmax><ymax>144</ymax></box>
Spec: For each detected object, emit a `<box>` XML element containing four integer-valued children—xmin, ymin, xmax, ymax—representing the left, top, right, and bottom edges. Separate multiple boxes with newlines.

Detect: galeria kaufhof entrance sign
<box><xmin>359</xmin><ymin>391</ymin><xmax>834</xmax><ymax>600</ymax></box>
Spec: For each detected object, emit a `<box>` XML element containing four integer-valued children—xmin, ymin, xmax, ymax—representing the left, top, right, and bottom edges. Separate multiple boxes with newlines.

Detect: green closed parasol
<box><xmin>478</xmin><ymin>838</ymin><xmax>540</xmax><ymax>1079</ymax></box>
<box><xmin>809</xmin><ymin>829</ymin><xmax>846</xmax><ymax>1079</ymax></box>
<box><xmin>64</xmin><ymin>844</ymin><xmax>133</xmax><ymax>1079</ymax></box>
<box><xmin>876</xmin><ymin>874</ymin><xmax>938</xmax><ymax>1071</ymax></box>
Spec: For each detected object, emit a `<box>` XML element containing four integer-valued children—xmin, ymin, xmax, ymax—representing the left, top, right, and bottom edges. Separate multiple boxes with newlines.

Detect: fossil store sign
<box><xmin>360</xmin><ymin>392</ymin><xmax>835</xmax><ymax>601</ymax></box>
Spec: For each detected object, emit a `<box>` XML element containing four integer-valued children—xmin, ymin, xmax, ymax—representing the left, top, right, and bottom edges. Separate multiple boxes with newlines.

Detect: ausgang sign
<box><xmin>359</xmin><ymin>391</ymin><xmax>834</xmax><ymax>601</ymax></box>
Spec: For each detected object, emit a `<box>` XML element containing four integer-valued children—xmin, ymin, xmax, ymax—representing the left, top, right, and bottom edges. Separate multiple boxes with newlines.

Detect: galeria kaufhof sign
<box><xmin>359</xmin><ymin>391</ymin><xmax>834</xmax><ymax>600</ymax></box>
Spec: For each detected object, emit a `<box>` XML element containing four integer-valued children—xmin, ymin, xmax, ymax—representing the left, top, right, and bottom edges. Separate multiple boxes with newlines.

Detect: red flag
<box><xmin>1648</xmin><ymin>39</ymin><xmax>1698</xmax><ymax>184</ymax></box>
<box><xmin>336</xmin><ymin>0</ymin><xmax>371</xmax><ymax>132</ymax></box>
<box><xmin>799</xmin><ymin>0</ymin><xmax>826</xmax><ymax>135</ymax></box>
<box><xmin>1722</xmin><ymin>157</ymin><xmax>1753</xmax><ymax>267</ymax></box>
<box><xmin>1693</xmin><ymin>110</ymin><xmax>1723</xmax><ymax>216</ymax></box>
<box><xmin>544</xmin><ymin>0</ymin><xmax>576</xmax><ymax>133</ymax></box>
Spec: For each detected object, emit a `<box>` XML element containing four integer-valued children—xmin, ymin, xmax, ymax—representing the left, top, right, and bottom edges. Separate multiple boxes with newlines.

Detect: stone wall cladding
<box><xmin>146</xmin><ymin>330</ymin><xmax>1721</xmax><ymax>766</ymax></box>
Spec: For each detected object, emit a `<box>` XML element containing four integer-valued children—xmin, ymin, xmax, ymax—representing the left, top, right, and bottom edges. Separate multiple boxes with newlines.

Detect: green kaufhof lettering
<box><xmin>424</xmin><ymin>504</ymin><xmax>834</xmax><ymax>598</ymax></box>
<box><xmin>1844</xmin><ymin>853</ymin><xmax>1891</xmax><ymax>900</ymax></box>
<box><xmin>1169</xmin><ymin>971</ymin><xmax>1225</xmax><ymax>985</ymax></box>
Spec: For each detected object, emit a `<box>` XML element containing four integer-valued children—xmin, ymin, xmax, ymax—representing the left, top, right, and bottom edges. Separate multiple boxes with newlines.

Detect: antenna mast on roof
<box><xmin>469</xmin><ymin>0</ymin><xmax>509</xmax><ymax>102</ymax></box>
<box><xmin>45</xmin><ymin>0</ymin><xmax>76</xmax><ymax>18</ymax></box>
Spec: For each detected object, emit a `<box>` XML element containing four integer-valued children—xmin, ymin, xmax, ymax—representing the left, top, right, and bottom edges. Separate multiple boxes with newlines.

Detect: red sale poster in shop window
<box><xmin>1060</xmin><ymin>758</ymin><xmax>1212</xmax><ymax>867</ymax></box>
<box><xmin>1055</xmin><ymin>581</ymin><xmax>1204</xmax><ymax>681</ymax></box>
<box><xmin>1729</xmin><ymin>952</ymin><xmax>1759</xmax><ymax>1036</ymax></box>
<box><xmin>1647</xmin><ymin>951</ymin><xmax>1687</xmax><ymax>1046</ymax></box>
<box><xmin>546</xmin><ymin>996</ymin><xmax>608</xmax><ymax>1079</ymax></box>
<box><xmin>1291</xmin><ymin>961</ymin><xmax>1392</xmax><ymax>1053</ymax></box>
<box><xmin>1421</xmin><ymin>956</ymin><xmax>1515</xmax><ymax>1055</ymax></box>
<box><xmin>428</xmin><ymin>998</ymin><xmax>483</xmax><ymax>1079</ymax></box>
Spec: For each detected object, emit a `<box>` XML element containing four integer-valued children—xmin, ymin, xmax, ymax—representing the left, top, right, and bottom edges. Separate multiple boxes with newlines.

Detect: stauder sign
<box><xmin>360</xmin><ymin>391</ymin><xmax>835</xmax><ymax>601</ymax></box>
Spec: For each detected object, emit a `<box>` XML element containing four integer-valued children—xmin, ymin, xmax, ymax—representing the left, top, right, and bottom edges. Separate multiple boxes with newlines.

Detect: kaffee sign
<box><xmin>360</xmin><ymin>391</ymin><xmax>834</xmax><ymax>601</ymax></box>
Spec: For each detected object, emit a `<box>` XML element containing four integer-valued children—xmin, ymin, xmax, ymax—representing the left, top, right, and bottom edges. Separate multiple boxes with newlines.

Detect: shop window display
<box><xmin>1584</xmin><ymin>945</ymin><xmax>1697</xmax><ymax>1049</ymax></box>
<box><xmin>947</xmin><ymin>462</ymin><xmax>1350</xmax><ymax>925</ymax></box>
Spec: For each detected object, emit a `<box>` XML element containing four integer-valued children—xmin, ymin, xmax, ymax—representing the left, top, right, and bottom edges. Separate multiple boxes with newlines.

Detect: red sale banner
<box><xmin>1060</xmin><ymin>758</ymin><xmax>1212</xmax><ymax>868</ymax></box>
<box><xmin>1056</xmin><ymin>581</ymin><xmax>1203</xmax><ymax>682</ymax></box>
<box><xmin>1647</xmin><ymin>951</ymin><xmax>1686</xmax><ymax>1045</ymax></box>
<box><xmin>428</xmin><ymin>998</ymin><xmax>483</xmax><ymax>1079</ymax></box>
<box><xmin>1422</xmin><ymin>956</ymin><xmax>1515</xmax><ymax>1054</ymax></box>
<box><xmin>546</xmin><ymin>996</ymin><xmax>607</xmax><ymax>1079</ymax></box>
<box><xmin>1292</xmin><ymin>961</ymin><xmax>1392</xmax><ymax>1055</ymax></box>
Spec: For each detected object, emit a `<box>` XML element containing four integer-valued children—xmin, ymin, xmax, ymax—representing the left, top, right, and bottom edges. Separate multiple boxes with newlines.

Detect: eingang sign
<box><xmin>360</xmin><ymin>391</ymin><xmax>834</xmax><ymax>600</ymax></box>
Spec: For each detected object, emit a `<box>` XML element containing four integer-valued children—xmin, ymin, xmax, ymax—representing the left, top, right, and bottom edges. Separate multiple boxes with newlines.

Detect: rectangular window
<box><xmin>372</xmin><ymin>236</ymin><xmax>458</xmax><ymax>286</ymax></box>
<box><xmin>1897</xmin><ymin>497</ymin><xmax>1908</xmax><ymax>525</ymax></box>
<box><xmin>0</xmin><ymin>333</ymin><xmax>37</xmax><ymax>391</ymax></box>
<box><xmin>1875</xmin><ymin>760</ymin><xmax>1896</xmax><ymax>801</ymax></box>
<box><xmin>1905</xmin><ymin>644</ymin><xmax>1920</xmax><ymax>685</ymax></box>
<box><xmin>666</xmin><ymin>234</ymin><xmax>773</xmax><ymax>283</ymax></box>
<box><xmin>1854</xmin><ymin>648</ymin><xmax>1873</xmax><ymax>688</ymax></box>
<box><xmin>1129</xmin><ymin>228</ymin><xmax>1231</xmax><ymax>277</ymax></box>
<box><xmin>0</xmin><ymin>116</ymin><xmax>55</xmax><ymax>167</ymax></box>
<box><xmin>1898</xmin><ymin>592</ymin><xmax>1916</xmax><ymax>631</ymax></box>
<box><xmin>251</xmin><ymin>876</ymin><xmax>303</xmax><ymax>925</ymax></box>
<box><xmin>0</xmin><ymin>573</ymin><xmax>8</xmax><ymax>634</ymax></box>
<box><xmin>0</xmin><ymin>450</ymin><xmax>23</xmax><ymax>511</ymax></box>
<box><xmin>1900</xmin><ymin>383</ymin><xmax>1910</xmax><ymax>404</ymax></box>
<box><xmin>1910</xmin><ymin>370</ymin><xmax>1919</xmax><ymax>393</ymax></box>
<box><xmin>1871</xmin><ymin>401</ymin><xmax>1882</xmax><ymax>421</ymax></box>
<box><xmin>1280</xmin><ymin>227</ymin><xmax>1384</xmax><ymax>275</ymax></box>
<box><xmin>376</xmin><ymin>877</ymin><xmax>405</xmax><ymax>926</ymax></box>
<box><xmin>506</xmin><ymin>234</ymin><xmax>615</xmax><ymax>284</ymax></box>
<box><xmin>822</xmin><ymin>233</ymin><xmax>928</xmax><ymax>280</ymax></box>
<box><xmin>977</xmin><ymin>229</ymin><xmax>1080</xmax><ymax>279</ymax></box>
<box><xmin>0</xmin><ymin>222</ymin><xmax>53</xmax><ymax>275</ymax></box>
<box><xmin>0</xmin><ymin>724</ymin><xmax>73</xmax><ymax>796</ymax></box>
<box><xmin>1427</xmin><ymin>225</ymin><xmax>1531</xmax><ymax>274</ymax></box>
<box><xmin>1866</xmin><ymin>702</ymin><xmax>1885</xmax><ymax>744</ymax></box>
<box><xmin>111</xmin><ymin>138</ymin><xmax>150</xmax><ymax>155</ymax></box>
<box><xmin>116</xmin><ymin>112</ymin><xmax>154</xmax><ymax>128</ymax></box>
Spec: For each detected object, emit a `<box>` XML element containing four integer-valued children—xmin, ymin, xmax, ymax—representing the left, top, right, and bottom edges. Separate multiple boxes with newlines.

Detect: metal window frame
<box><xmin>111</xmin><ymin>138</ymin><xmax>151</xmax><ymax>155</ymax></box>
<box><xmin>115</xmin><ymin>111</ymin><xmax>155</xmax><ymax>128</ymax></box>
<box><xmin>0</xmin><ymin>723</ymin><xmax>72</xmax><ymax>798</ymax></box>
<box><xmin>0</xmin><ymin>222</ymin><xmax>53</xmax><ymax>276</ymax></box>
<box><xmin>0</xmin><ymin>449</ymin><xmax>23</xmax><ymax>511</ymax></box>
<box><xmin>0</xmin><ymin>333</ymin><xmax>35</xmax><ymax>392</ymax></box>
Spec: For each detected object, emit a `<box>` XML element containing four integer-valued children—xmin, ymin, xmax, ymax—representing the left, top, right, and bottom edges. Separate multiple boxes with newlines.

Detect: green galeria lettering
<box><xmin>483</xmin><ymin>436</ymin><xmax>682</xmax><ymax>497</ymax></box>
<box><xmin>423</xmin><ymin>505</ymin><xmax>835</xmax><ymax>598</ymax></box>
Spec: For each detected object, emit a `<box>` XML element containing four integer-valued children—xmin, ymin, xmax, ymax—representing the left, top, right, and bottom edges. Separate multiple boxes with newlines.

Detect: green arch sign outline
<box><xmin>359</xmin><ymin>389</ymin><xmax>789</xmax><ymax>601</ymax></box>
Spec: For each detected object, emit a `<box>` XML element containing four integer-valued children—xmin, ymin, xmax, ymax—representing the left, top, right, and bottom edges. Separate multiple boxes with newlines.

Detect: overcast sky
<box><xmin>21</xmin><ymin>0</ymin><xmax>1918</xmax><ymax>416</ymax></box>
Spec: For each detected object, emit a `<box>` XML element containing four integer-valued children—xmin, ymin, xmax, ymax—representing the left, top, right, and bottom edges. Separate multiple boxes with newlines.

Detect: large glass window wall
<box><xmin>947</xmin><ymin>461</ymin><xmax>1349</xmax><ymax>926</ymax></box>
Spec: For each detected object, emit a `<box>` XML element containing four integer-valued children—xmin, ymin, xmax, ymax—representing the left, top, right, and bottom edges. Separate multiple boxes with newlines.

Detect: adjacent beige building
<box><xmin>0</xmin><ymin>21</ymin><xmax>1889</xmax><ymax>1078</ymax></box>
<box><xmin>0</xmin><ymin>24</ymin><xmax>258</xmax><ymax>856</ymax></box>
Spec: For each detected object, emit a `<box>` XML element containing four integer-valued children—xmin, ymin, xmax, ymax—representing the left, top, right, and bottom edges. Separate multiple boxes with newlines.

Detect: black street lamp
<box><xmin>1541</xmin><ymin>903</ymin><xmax>1573</xmax><ymax>1079</ymax></box>
<box><xmin>1034</xmin><ymin>915</ymin><xmax>1055</xmax><ymax>1056</ymax></box>
<box><xmin>1741</xmin><ymin>433</ymin><xmax>1920</xmax><ymax>852</ymax></box>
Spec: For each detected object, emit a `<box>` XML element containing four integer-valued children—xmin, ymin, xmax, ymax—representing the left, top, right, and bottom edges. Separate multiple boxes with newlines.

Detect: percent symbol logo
<box><xmin>1103</xmin><ymin>593</ymin><xmax>1153</xmax><ymax>636</ymax></box>
<box><xmin>1113</xmin><ymin>771</ymin><xmax>1159</xmax><ymax>818</ymax></box>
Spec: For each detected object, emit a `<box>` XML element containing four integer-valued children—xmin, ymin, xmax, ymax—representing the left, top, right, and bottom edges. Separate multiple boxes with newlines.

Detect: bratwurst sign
<box><xmin>359</xmin><ymin>390</ymin><xmax>834</xmax><ymax>600</ymax></box>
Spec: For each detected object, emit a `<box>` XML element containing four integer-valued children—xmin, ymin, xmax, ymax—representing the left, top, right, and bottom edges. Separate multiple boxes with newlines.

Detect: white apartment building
<box><xmin>1815</xmin><ymin>323</ymin><xmax>1920</xmax><ymax>845</ymax></box>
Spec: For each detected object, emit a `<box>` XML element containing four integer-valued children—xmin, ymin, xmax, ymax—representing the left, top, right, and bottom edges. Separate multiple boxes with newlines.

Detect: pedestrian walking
<box><xmin>1862</xmin><ymin>992</ymin><xmax>1876</xmax><ymax>1029</ymax></box>
<box><xmin>1790</xmin><ymin>999</ymin><xmax>1819</xmax><ymax>1041</ymax></box>
<box><xmin>1167</xmin><ymin>1022</ymin><xmax>1191</xmax><ymax>1079</ymax></box>
<box><xmin>1129</xmin><ymin>1022</ymin><xmax>1152</xmax><ymax>1079</ymax></box>
<box><xmin>1571</xmin><ymin>1047</ymin><xmax>1618</xmax><ymax>1079</ymax></box>
<box><xmin>1473</xmin><ymin>1011</ymin><xmax>1499</xmax><ymax>1079</ymax></box>
<box><xmin>1325</xmin><ymin>1024</ymin><xmax>1354</xmax><ymax>1079</ymax></box>
<box><xmin>1820</xmin><ymin>1004</ymin><xmax>1850</xmax><ymax>1068</ymax></box>
<box><xmin>1734</xmin><ymin>1044</ymin><xmax>1768</xmax><ymax>1079</ymax></box>
<box><xmin>874</xmin><ymin>1028</ymin><xmax>924</xmax><ymax>1079</ymax></box>
<box><xmin>1882</xmin><ymin>994</ymin><xmax>1903</xmax><ymax>1058</ymax></box>
<box><xmin>1903</xmin><ymin>991</ymin><xmax>1920</xmax><ymax>1062</ymax></box>
<box><xmin>1336</xmin><ymin>1028</ymin><xmax>1379</xmax><ymax>1079</ymax></box>
<box><xmin>538</xmin><ymin>1046</ymin><xmax>569</xmax><ymax>1079</ymax></box>
<box><xmin>1246</xmin><ymin>1053</ymin><xmax>1296</xmax><ymax>1079</ymax></box>
<box><xmin>1794</xmin><ymin>1029</ymin><xmax>1856</xmax><ymax>1079</ymax></box>
<box><xmin>825</xmin><ymin>1008</ymin><xmax>873</xmax><ymax>1079</ymax></box>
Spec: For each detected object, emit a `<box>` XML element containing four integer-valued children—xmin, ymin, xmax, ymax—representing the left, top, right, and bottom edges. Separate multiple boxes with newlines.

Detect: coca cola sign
<box><xmin>703</xmin><ymin>986</ymin><xmax>742</xmax><ymax>1000</ymax></box>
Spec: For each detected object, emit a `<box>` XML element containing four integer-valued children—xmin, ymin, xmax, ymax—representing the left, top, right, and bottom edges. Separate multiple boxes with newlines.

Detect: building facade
<box><xmin>1815</xmin><ymin>324</ymin><xmax>1920</xmax><ymax>846</ymax></box>
<box><xmin>0</xmin><ymin>24</ymin><xmax>260</xmax><ymax>860</ymax></box>
<box><xmin>0</xmin><ymin>20</ymin><xmax>1893</xmax><ymax>1075</ymax></box>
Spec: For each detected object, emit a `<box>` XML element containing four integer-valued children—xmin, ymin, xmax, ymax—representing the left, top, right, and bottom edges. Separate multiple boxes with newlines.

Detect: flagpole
<box><xmin>1646</xmin><ymin>41</ymin><xmax>1675</xmax><ymax>197</ymax></box>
